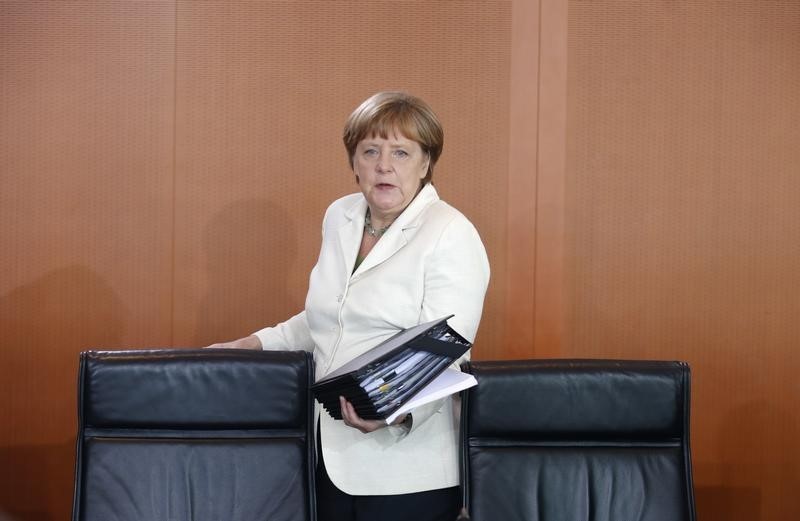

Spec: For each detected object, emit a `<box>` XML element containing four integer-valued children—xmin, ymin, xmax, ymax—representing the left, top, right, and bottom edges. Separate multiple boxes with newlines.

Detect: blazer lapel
<box><xmin>338</xmin><ymin>198</ymin><xmax>368</xmax><ymax>278</ymax></box>
<box><xmin>351</xmin><ymin>184</ymin><xmax>439</xmax><ymax>279</ymax></box>
<box><xmin>352</xmin><ymin>225</ymin><xmax>408</xmax><ymax>278</ymax></box>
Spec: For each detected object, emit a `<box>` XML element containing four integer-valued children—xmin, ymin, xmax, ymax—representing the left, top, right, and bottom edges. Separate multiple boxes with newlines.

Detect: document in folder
<box><xmin>311</xmin><ymin>315</ymin><xmax>476</xmax><ymax>424</ymax></box>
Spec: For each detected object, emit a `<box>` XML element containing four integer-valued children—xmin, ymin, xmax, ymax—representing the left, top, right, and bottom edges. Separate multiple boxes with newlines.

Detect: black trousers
<box><xmin>315</xmin><ymin>444</ymin><xmax>461</xmax><ymax>521</ymax></box>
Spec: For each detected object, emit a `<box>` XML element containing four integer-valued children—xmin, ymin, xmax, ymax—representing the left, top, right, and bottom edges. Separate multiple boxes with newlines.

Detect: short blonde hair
<box><xmin>343</xmin><ymin>92</ymin><xmax>443</xmax><ymax>184</ymax></box>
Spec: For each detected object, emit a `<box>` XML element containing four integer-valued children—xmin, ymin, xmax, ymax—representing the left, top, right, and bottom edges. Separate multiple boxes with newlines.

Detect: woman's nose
<box><xmin>377</xmin><ymin>154</ymin><xmax>393</xmax><ymax>172</ymax></box>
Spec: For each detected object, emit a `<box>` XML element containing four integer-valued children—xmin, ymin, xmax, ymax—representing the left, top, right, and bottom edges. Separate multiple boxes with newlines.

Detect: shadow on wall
<box><xmin>0</xmin><ymin>265</ymin><xmax>126</xmax><ymax>520</ymax></box>
<box><xmin>194</xmin><ymin>198</ymin><xmax>300</xmax><ymax>346</ymax></box>
<box><xmin>695</xmin><ymin>485</ymin><xmax>761</xmax><ymax>521</ymax></box>
<box><xmin>0</xmin><ymin>441</ymin><xmax>74</xmax><ymax>521</ymax></box>
<box><xmin>695</xmin><ymin>398</ymin><xmax>800</xmax><ymax>520</ymax></box>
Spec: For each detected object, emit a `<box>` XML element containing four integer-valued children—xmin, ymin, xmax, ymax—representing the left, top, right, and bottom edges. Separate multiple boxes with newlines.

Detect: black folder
<box><xmin>311</xmin><ymin>315</ymin><xmax>472</xmax><ymax>421</ymax></box>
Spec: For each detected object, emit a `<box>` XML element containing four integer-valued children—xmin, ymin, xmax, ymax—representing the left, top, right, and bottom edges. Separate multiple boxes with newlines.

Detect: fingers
<box><xmin>339</xmin><ymin>396</ymin><xmax>385</xmax><ymax>434</ymax></box>
<box><xmin>204</xmin><ymin>342</ymin><xmax>235</xmax><ymax>349</ymax></box>
<box><xmin>340</xmin><ymin>396</ymin><xmax>366</xmax><ymax>433</ymax></box>
<box><xmin>204</xmin><ymin>336</ymin><xmax>262</xmax><ymax>350</ymax></box>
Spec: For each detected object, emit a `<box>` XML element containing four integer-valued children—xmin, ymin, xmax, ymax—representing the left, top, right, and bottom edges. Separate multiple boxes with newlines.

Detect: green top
<box><xmin>353</xmin><ymin>254</ymin><xmax>365</xmax><ymax>273</ymax></box>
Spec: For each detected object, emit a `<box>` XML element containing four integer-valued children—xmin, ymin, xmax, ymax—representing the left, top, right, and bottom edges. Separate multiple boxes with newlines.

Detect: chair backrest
<box><xmin>72</xmin><ymin>349</ymin><xmax>315</xmax><ymax>521</ymax></box>
<box><xmin>460</xmin><ymin>359</ymin><xmax>696</xmax><ymax>521</ymax></box>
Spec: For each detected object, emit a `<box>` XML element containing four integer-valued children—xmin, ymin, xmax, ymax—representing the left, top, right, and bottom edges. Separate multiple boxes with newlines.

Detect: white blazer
<box><xmin>254</xmin><ymin>183</ymin><xmax>490</xmax><ymax>495</ymax></box>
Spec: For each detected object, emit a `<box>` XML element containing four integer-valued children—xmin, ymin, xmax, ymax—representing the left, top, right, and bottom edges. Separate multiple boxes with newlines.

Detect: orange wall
<box><xmin>1</xmin><ymin>1</ymin><xmax>797</xmax><ymax>520</ymax></box>
<box><xmin>564</xmin><ymin>2</ymin><xmax>800</xmax><ymax>520</ymax></box>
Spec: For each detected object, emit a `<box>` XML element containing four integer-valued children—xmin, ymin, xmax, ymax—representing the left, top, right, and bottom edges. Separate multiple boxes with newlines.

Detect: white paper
<box><xmin>384</xmin><ymin>368</ymin><xmax>478</xmax><ymax>424</ymax></box>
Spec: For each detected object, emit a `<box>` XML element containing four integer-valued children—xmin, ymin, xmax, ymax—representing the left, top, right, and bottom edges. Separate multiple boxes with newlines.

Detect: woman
<box><xmin>212</xmin><ymin>91</ymin><xmax>490</xmax><ymax>521</ymax></box>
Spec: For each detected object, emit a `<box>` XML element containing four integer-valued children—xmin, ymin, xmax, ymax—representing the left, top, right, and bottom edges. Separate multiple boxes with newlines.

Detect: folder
<box><xmin>311</xmin><ymin>315</ymin><xmax>477</xmax><ymax>424</ymax></box>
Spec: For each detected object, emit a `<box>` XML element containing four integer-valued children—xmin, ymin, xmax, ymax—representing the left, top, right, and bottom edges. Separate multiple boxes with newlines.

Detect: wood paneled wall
<box><xmin>1</xmin><ymin>1</ymin><xmax>797</xmax><ymax>519</ymax></box>
<box><xmin>565</xmin><ymin>2</ymin><xmax>800</xmax><ymax>520</ymax></box>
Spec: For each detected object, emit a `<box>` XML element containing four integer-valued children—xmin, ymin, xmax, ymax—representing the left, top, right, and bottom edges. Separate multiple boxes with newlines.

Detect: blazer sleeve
<box><xmin>419</xmin><ymin>214</ymin><xmax>490</xmax><ymax>344</ymax></box>
<box><xmin>389</xmin><ymin>212</ymin><xmax>490</xmax><ymax>436</ymax></box>
<box><xmin>252</xmin><ymin>310</ymin><xmax>315</xmax><ymax>352</ymax></box>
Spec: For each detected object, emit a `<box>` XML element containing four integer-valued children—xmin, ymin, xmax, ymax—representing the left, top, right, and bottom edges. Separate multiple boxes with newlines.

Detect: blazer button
<box><xmin>336</xmin><ymin>295</ymin><xmax>343</xmax><ymax>302</ymax></box>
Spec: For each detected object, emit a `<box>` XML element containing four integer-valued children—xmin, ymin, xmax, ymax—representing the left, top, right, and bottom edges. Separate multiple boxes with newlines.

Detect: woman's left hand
<box><xmin>339</xmin><ymin>396</ymin><xmax>407</xmax><ymax>433</ymax></box>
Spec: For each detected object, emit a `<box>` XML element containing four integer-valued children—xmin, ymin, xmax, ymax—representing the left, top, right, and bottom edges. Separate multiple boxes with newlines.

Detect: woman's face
<box><xmin>352</xmin><ymin>131</ymin><xmax>429</xmax><ymax>221</ymax></box>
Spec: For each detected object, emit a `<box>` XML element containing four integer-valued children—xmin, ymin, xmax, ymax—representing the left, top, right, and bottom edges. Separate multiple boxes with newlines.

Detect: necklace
<box><xmin>364</xmin><ymin>209</ymin><xmax>392</xmax><ymax>237</ymax></box>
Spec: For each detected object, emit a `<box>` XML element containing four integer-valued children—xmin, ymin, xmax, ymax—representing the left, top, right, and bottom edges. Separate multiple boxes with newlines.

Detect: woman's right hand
<box><xmin>205</xmin><ymin>335</ymin><xmax>262</xmax><ymax>350</ymax></box>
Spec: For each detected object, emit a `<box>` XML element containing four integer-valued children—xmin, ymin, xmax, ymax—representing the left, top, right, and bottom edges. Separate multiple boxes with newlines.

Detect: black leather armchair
<box><xmin>72</xmin><ymin>349</ymin><xmax>315</xmax><ymax>521</ymax></box>
<box><xmin>460</xmin><ymin>359</ymin><xmax>696</xmax><ymax>521</ymax></box>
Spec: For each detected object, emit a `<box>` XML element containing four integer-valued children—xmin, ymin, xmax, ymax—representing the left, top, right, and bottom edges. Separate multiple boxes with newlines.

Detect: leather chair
<box><xmin>460</xmin><ymin>359</ymin><xmax>696</xmax><ymax>521</ymax></box>
<box><xmin>72</xmin><ymin>349</ymin><xmax>315</xmax><ymax>521</ymax></box>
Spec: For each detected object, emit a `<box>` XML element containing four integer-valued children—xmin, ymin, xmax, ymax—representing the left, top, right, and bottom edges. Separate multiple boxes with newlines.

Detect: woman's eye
<box><xmin>392</xmin><ymin>150</ymin><xmax>409</xmax><ymax>159</ymax></box>
<box><xmin>364</xmin><ymin>148</ymin><xmax>378</xmax><ymax>157</ymax></box>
